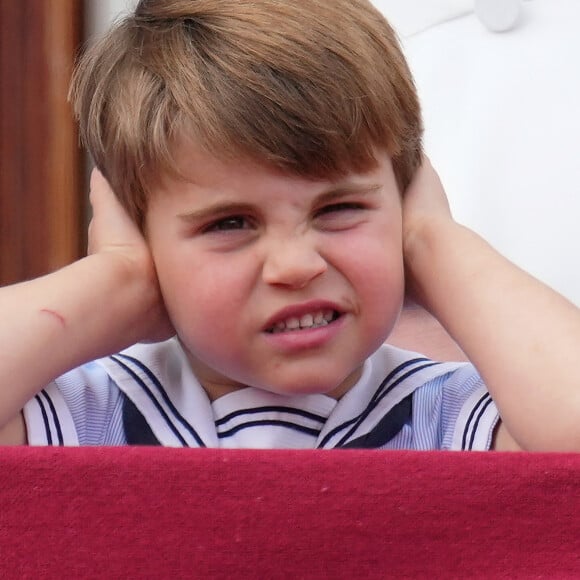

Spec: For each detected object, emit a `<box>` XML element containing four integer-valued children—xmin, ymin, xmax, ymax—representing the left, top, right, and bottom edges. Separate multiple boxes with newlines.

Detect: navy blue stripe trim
<box><xmin>110</xmin><ymin>356</ymin><xmax>203</xmax><ymax>447</ymax></box>
<box><xmin>122</xmin><ymin>392</ymin><xmax>162</xmax><ymax>446</ymax></box>
<box><xmin>115</xmin><ymin>354</ymin><xmax>207</xmax><ymax>447</ymax></box>
<box><xmin>461</xmin><ymin>393</ymin><xmax>491</xmax><ymax>450</ymax></box>
<box><xmin>35</xmin><ymin>395</ymin><xmax>52</xmax><ymax>445</ymax></box>
<box><xmin>333</xmin><ymin>362</ymin><xmax>439</xmax><ymax>448</ymax></box>
<box><xmin>468</xmin><ymin>396</ymin><xmax>494</xmax><ymax>450</ymax></box>
<box><xmin>217</xmin><ymin>419</ymin><xmax>321</xmax><ymax>439</ymax></box>
<box><xmin>215</xmin><ymin>406</ymin><xmax>327</xmax><ymax>427</ymax></box>
<box><xmin>317</xmin><ymin>358</ymin><xmax>437</xmax><ymax>448</ymax></box>
<box><xmin>367</xmin><ymin>357</ymin><xmax>431</xmax><ymax>406</ymax></box>
<box><xmin>39</xmin><ymin>391</ymin><xmax>64</xmax><ymax>446</ymax></box>
<box><xmin>317</xmin><ymin>357</ymin><xmax>429</xmax><ymax>448</ymax></box>
<box><xmin>339</xmin><ymin>395</ymin><xmax>413</xmax><ymax>449</ymax></box>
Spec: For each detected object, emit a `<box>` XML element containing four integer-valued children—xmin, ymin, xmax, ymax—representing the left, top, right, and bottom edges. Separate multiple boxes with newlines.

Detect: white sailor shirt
<box><xmin>23</xmin><ymin>339</ymin><xmax>499</xmax><ymax>450</ymax></box>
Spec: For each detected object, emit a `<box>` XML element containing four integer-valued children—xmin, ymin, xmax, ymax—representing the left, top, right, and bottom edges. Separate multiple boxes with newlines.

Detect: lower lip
<box><xmin>262</xmin><ymin>315</ymin><xmax>346</xmax><ymax>352</ymax></box>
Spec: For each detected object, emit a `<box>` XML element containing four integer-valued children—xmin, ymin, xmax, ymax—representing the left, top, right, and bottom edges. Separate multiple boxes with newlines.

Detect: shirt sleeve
<box><xmin>437</xmin><ymin>365</ymin><xmax>500</xmax><ymax>451</ymax></box>
<box><xmin>391</xmin><ymin>365</ymin><xmax>499</xmax><ymax>451</ymax></box>
<box><xmin>23</xmin><ymin>361</ymin><xmax>126</xmax><ymax>446</ymax></box>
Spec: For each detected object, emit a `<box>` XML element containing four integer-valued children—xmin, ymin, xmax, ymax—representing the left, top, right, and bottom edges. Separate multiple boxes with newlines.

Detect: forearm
<box><xmin>0</xmin><ymin>253</ymin><xmax>159</xmax><ymax>428</ymax></box>
<box><xmin>406</xmin><ymin>220</ymin><xmax>580</xmax><ymax>450</ymax></box>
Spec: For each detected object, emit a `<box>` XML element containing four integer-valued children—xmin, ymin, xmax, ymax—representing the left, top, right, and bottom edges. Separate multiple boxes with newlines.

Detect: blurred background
<box><xmin>1</xmin><ymin>0</ymin><xmax>578</xmax><ymax>306</ymax></box>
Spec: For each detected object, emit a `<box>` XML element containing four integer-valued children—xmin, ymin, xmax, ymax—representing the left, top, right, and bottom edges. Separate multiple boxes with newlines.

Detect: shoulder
<box><xmin>96</xmin><ymin>338</ymin><xmax>213</xmax><ymax>447</ymax></box>
<box><xmin>370</xmin><ymin>345</ymin><xmax>499</xmax><ymax>450</ymax></box>
<box><xmin>23</xmin><ymin>360</ymin><xmax>126</xmax><ymax>445</ymax></box>
<box><xmin>412</xmin><ymin>362</ymin><xmax>499</xmax><ymax>450</ymax></box>
<box><xmin>21</xmin><ymin>340</ymin><xmax>182</xmax><ymax>446</ymax></box>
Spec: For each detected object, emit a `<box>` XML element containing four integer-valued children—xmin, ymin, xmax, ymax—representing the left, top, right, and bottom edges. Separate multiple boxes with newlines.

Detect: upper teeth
<box><xmin>271</xmin><ymin>310</ymin><xmax>335</xmax><ymax>333</ymax></box>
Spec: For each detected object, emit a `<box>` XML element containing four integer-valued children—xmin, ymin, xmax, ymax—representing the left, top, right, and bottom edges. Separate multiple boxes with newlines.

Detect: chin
<box><xmin>259</xmin><ymin>369</ymin><xmax>360</xmax><ymax>399</ymax></box>
<box><xmin>283</xmin><ymin>383</ymin><xmax>339</xmax><ymax>396</ymax></box>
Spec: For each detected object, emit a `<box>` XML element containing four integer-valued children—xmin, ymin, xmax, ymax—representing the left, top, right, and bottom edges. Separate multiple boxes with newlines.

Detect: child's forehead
<box><xmin>166</xmin><ymin>136</ymin><xmax>385</xmax><ymax>187</ymax></box>
<box><xmin>147</xmin><ymin>144</ymin><xmax>394</xmax><ymax>216</ymax></box>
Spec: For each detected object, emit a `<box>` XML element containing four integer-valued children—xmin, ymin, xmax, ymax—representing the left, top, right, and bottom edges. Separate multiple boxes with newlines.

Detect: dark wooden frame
<box><xmin>0</xmin><ymin>0</ymin><xmax>84</xmax><ymax>285</ymax></box>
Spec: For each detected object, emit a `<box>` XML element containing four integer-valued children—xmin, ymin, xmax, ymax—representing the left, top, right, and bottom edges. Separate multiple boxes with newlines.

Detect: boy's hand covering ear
<box><xmin>402</xmin><ymin>157</ymin><xmax>454</xmax><ymax>308</ymax></box>
<box><xmin>88</xmin><ymin>169</ymin><xmax>175</xmax><ymax>343</ymax></box>
<box><xmin>402</xmin><ymin>156</ymin><xmax>452</xmax><ymax>233</ymax></box>
<box><xmin>88</xmin><ymin>169</ymin><xmax>139</xmax><ymax>255</ymax></box>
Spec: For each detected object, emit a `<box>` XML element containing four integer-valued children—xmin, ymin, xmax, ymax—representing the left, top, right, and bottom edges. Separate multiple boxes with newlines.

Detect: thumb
<box><xmin>89</xmin><ymin>168</ymin><xmax>122</xmax><ymax>216</ymax></box>
<box><xmin>87</xmin><ymin>168</ymin><xmax>142</xmax><ymax>255</ymax></box>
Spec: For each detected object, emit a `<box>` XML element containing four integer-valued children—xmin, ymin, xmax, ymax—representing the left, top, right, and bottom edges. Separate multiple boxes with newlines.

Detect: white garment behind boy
<box><xmin>375</xmin><ymin>0</ymin><xmax>580</xmax><ymax>305</ymax></box>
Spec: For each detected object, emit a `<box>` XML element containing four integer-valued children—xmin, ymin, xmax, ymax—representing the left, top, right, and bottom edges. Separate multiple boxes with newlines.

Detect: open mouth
<box><xmin>266</xmin><ymin>310</ymin><xmax>341</xmax><ymax>334</ymax></box>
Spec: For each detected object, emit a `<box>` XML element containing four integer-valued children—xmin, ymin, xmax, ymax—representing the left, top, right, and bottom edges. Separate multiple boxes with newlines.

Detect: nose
<box><xmin>262</xmin><ymin>236</ymin><xmax>327</xmax><ymax>289</ymax></box>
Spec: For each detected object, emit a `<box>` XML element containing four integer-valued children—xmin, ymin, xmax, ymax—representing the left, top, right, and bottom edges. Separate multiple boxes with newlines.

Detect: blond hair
<box><xmin>70</xmin><ymin>0</ymin><xmax>422</xmax><ymax>224</ymax></box>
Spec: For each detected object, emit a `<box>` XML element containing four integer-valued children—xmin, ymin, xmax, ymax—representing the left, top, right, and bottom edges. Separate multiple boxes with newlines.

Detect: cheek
<box><xmin>358</xmin><ymin>255</ymin><xmax>405</xmax><ymax>349</ymax></box>
<box><xmin>332</xmin><ymin>224</ymin><xmax>404</xmax><ymax>287</ymax></box>
<box><xmin>333</xmin><ymin>228</ymin><xmax>405</xmax><ymax>331</ymax></box>
<box><xmin>358</xmin><ymin>253</ymin><xmax>405</xmax><ymax>318</ymax></box>
<box><xmin>154</xmin><ymin>248</ymin><xmax>254</xmax><ymax>331</ymax></box>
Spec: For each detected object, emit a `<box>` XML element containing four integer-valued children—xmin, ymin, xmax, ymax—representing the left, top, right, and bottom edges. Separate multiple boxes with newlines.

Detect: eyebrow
<box><xmin>178</xmin><ymin>202</ymin><xmax>257</xmax><ymax>224</ymax></box>
<box><xmin>314</xmin><ymin>183</ymin><xmax>382</xmax><ymax>205</ymax></box>
<box><xmin>177</xmin><ymin>183</ymin><xmax>382</xmax><ymax>223</ymax></box>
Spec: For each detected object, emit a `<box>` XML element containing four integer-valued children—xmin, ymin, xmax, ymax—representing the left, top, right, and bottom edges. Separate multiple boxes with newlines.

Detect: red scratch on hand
<box><xmin>40</xmin><ymin>308</ymin><xmax>66</xmax><ymax>328</ymax></box>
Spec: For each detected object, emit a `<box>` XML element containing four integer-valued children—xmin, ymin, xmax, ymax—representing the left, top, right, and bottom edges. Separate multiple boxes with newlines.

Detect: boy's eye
<box><xmin>315</xmin><ymin>202</ymin><xmax>365</xmax><ymax>217</ymax></box>
<box><xmin>205</xmin><ymin>215</ymin><xmax>252</xmax><ymax>232</ymax></box>
<box><xmin>313</xmin><ymin>201</ymin><xmax>368</xmax><ymax>231</ymax></box>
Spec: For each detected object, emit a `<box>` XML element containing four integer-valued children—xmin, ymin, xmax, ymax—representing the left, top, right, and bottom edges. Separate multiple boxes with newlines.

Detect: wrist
<box><xmin>404</xmin><ymin>218</ymin><xmax>472</xmax><ymax>309</ymax></box>
<box><xmin>56</xmin><ymin>253</ymin><xmax>162</xmax><ymax>354</ymax></box>
<box><xmin>87</xmin><ymin>252</ymin><xmax>173</xmax><ymax>345</ymax></box>
<box><xmin>404</xmin><ymin>216</ymin><xmax>459</xmax><ymax>272</ymax></box>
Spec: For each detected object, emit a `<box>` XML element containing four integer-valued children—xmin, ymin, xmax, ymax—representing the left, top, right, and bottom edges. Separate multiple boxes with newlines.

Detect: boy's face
<box><xmin>145</xmin><ymin>144</ymin><xmax>405</xmax><ymax>400</ymax></box>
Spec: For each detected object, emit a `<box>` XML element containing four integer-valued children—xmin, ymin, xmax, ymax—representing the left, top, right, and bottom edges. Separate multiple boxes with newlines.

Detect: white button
<box><xmin>475</xmin><ymin>0</ymin><xmax>522</xmax><ymax>32</ymax></box>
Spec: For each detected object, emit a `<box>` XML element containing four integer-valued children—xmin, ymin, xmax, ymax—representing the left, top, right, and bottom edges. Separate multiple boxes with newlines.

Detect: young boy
<box><xmin>1</xmin><ymin>0</ymin><xmax>578</xmax><ymax>450</ymax></box>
